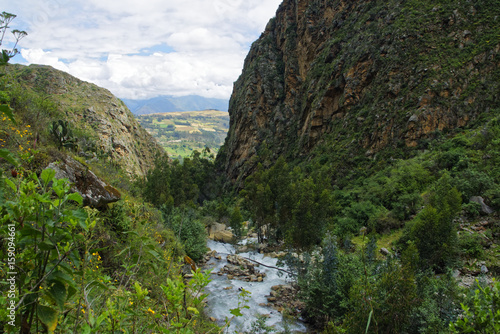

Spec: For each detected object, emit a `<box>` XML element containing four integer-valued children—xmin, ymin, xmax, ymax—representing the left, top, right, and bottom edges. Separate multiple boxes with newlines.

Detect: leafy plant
<box><xmin>0</xmin><ymin>12</ymin><xmax>27</xmax><ymax>124</ymax></box>
<box><xmin>0</xmin><ymin>11</ymin><xmax>27</xmax><ymax>68</ymax></box>
<box><xmin>51</xmin><ymin>120</ymin><xmax>78</xmax><ymax>150</ymax></box>
<box><xmin>450</xmin><ymin>279</ymin><xmax>500</xmax><ymax>333</ymax></box>
<box><xmin>0</xmin><ymin>168</ymin><xmax>91</xmax><ymax>332</ymax></box>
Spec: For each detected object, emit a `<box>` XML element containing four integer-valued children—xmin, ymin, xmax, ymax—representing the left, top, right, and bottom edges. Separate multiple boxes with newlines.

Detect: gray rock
<box><xmin>470</xmin><ymin>196</ymin><xmax>494</xmax><ymax>214</ymax></box>
<box><xmin>408</xmin><ymin>114</ymin><xmax>419</xmax><ymax>122</ymax></box>
<box><xmin>380</xmin><ymin>248</ymin><xmax>390</xmax><ymax>256</ymax></box>
<box><xmin>46</xmin><ymin>156</ymin><xmax>121</xmax><ymax>208</ymax></box>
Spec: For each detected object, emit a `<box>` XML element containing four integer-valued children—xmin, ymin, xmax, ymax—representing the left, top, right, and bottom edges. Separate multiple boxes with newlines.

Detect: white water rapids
<box><xmin>204</xmin><ymin>239</ymin><xmax>309</xmax><ymax>333</ymax></box>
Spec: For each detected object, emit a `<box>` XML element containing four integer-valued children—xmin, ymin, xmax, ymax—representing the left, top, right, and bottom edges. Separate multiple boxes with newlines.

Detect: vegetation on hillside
<box><xmin>0</xmin><ymin>14</ymin><xmax>228</xmax><ymax>333</ymax></box>
<box><xmin>2</xmin><ymin>2</ymin><xmax>500</xmax><ymax>333</ymax></box>
<box><xmin>237</xmin><ymin>114</ymin><xmax>500</xmax><ymax>331</ymax></box>
<box><xmin>137</xmin><ymin>110</ymin><xmax>229</xmax><ymax>160</ymax></box>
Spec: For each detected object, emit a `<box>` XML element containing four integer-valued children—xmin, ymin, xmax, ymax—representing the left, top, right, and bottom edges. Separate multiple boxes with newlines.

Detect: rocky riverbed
<box><xmin>202</xmin><ymin>239</ymin><xmax>308</xmax><ymax>333</ymax></box>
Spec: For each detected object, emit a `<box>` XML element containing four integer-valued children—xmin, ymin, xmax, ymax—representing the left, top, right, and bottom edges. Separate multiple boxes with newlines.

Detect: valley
<box><xmin>136</xmin><ymin>109</ymin><xmax>229</xmax><ymax>159</ymax></box>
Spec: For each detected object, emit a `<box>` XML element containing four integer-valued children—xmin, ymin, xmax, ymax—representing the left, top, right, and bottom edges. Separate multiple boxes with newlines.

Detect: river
<box><xmin>203</xmin><ymin>239</ymin><xmax>309</xmax><ymax>333</ymax></box>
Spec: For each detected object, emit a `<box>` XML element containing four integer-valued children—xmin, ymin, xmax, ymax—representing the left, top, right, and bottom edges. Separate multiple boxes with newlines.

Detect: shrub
<box><xmin>458</xmin><ymin>233</ymin><xmax>484</xmax><ymax>259</ymax></box>
<box><xmin>400</xmin><ymin>173</ymin><xmax>462</xmax><ymax>272</ymax></box>
<box><xmin>162</xmin><ymin>208</ymin><xmax>207</xmax><ymax>261</ymax></box>
<box><xmin>450</xmin><ymin>279</ymin><xmax>500</xmax><ymax>333</ymax></box>
<box><xmin>298</xmin><ymin>234</ymin><xmax>363</xmax><ymax>326</ymax></box>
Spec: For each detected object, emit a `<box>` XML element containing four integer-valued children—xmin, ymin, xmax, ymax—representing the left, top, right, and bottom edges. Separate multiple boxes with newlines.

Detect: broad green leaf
<box><xmin>40</xmin><ymin>169</ymin><xmax>56</xmax><ymax>186</ymax></box>
<box><xmin>115</xmin><ymin>246</ymin><xmax>131</xmax><ymax>257</ymax></box>
<box><xmin>96</xmin><ymin>311</ymin><xmax>108</xmax><ymax>327</ymax></box>
<box><xmin>230</xmin><ymin>308</ymin><xmax>243</xmax><ymax>317</ymax></box>
<box><xmin>38</xmin><ymin>241</ymin><xmax>56</xmax><ymax>251</ymax></box>
<box><xmin>147</xmin><ymin>249</ymin><xmax>163</xmax><ymax>261</ymax></box>
<box><xmin>19</xmin><ymin>225</ymin><xmax>42</xmax><ymax>237</ymax></box>
<box><xmin>5</xmin><ymin>178</ymin><xmax>16</xmax><ymax>192</ymax></box>
<box><xmin>51</xmin><ymin>271</ymin><xmax>76</xmax><ymax>288</ymax></box>
<box><xmin>0</xmin><ymin>104</ymin><xmax>16</xmax><ymax>125</ymax></box>
<box><xmin>46</xmin><ymin>280</ymin><xmax>67</xmax><ymax>311</ymax></box>
<box><xmin>37</xmin><ymin>305</ymin><xmax>58</xmax><ymax>333</ymax></box>
<box><xmin>66</xmin><ymin>285</ymin><xmax>78</xmax><ymax>300</ymax></box>
<box><xmin>187</xmin><ymin>307</ymin><xmax>199</xmax><ymax>315</ymax></box>
<box><xmin>72</xmin><ymin>209</ymin><xmax>89</xmax><ymax>230</ymax></box>
<box><xmin>66</xmin><ymin>192</ymin><xmax>83</xmax><ymax>205</ymax></box>
<box><xmin>80</xmin><ymin>323</ymin><xmax>91</xmax><ymax>334</ymax></box>
<box><xmin>0</xmin><ymin>148</ymin><xmax>18</xmax><ymax>166</ymax></box>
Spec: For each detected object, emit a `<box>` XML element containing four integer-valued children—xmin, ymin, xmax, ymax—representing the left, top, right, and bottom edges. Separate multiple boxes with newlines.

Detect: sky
<box><xmin>1</xmin><ymin>0</ymin><xmax>282</xmax><ymax>100</ymax></box>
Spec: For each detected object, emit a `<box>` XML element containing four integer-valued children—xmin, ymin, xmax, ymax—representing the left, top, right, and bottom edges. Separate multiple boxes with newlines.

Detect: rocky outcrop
<box><xmin>8</xmin><ymin>64</ymin><xmax>163</xmax><ymax>177</ymax></box>
<box><xmin>207</xmin><ymin>223</ymin><xmax>235</xmax><ymax>243</ymax></box>
<box><xmin>46</xmin><ymin>156</ymin><xmax>120</xmax><ymax>208</ymax></box>
<box><xmin>470</xmin><ymin>196</ymin><xmax>495</xmax><ymax>215</ymax></box>
<box><xmin>217</xmin><ymin>0</ymin><xmax>500</xmax><ymax>184</ymax></box>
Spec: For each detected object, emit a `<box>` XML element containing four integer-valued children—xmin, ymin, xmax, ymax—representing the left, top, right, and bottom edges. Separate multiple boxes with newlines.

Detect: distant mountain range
<box><xmin>121</xmin><ymin>95</ymin><xmax>229</xmax><ymax>115</ymax></box>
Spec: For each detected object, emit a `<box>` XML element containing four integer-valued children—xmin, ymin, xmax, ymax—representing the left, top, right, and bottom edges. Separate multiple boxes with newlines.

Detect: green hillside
<box><xmin>1</xmin><ymin>2</ymin><xmax>500</xmax><ymax>334</ymax></box>
<box><xmin>136</xmin><ymin>110</ymin><xmax>229</xmax><ymax>159</ymax></box>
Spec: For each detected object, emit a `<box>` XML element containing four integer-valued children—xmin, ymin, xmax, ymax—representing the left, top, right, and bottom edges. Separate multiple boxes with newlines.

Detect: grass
<box><xmin>351</xmin><ymin>229</ymin><xmax>404</xmax><ymax>260</ymax></box>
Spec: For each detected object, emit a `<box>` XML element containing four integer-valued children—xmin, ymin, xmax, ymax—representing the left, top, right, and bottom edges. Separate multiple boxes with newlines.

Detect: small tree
<box><xmin>0</xmin><ymin>12</ymin><xmax>27</xmax><ymax>123</ymax></box>
<box><xmin>0</xmin><ymin>12</ymin><xmax>27</xmax><ymax>66</ymax></box>
<box><xmin>402</xmin><ymin>172</ymin><xmax>462</xmax><ymax>272</ymax></box>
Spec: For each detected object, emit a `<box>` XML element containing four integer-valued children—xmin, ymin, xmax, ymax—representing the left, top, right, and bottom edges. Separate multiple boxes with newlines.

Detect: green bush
<box><xmin>458</xmin><ymin>233</ymin><xmax>484</xmax><ymax>259</ymax></box>
<box><xmin>410</xmin><ymin>273</ymin><xmax>460</xmax><ymax>333</ymax></box>
<box><xmin>162</xmin><ymin>207</ymin><xmax>207</xmax><ymax>261</ymax></box>
<box><xmin>452</xmin><ymin>169</ymin><xmax>495</xmax><ymax>202</ymax></box>
<box><xmin>399</xmin><ymin>173</ymin><xmax>462</xmax><ymax>272</ymax></box>
<box><xmin>298</xmin><ymin>234</ymin><xmax>363</xmax><ymax>326</ymax></box>
<box><xmin>336</xmin><ymin>201</ymin><xmax>381</xmax><ymax>236</ymax></box>
<box><xmin>450</xmin><ymin>279</ymin><xmax>500</xmax><ymax>333</ymax></box>
<box><xmin>343</xmin><ymin>244</ymin><xmax>419</xmax><ymax>334</ymax></box>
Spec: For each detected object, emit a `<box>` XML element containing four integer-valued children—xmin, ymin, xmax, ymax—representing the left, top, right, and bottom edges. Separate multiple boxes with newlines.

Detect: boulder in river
<box><xmin>208</xmin><ymin>223</ymin><xmax>235</xmax><ymax>243</ymax></box>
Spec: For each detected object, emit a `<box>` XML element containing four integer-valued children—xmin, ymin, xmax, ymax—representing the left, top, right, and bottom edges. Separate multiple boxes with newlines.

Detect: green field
<box><xmin>136</xmin><ymin>110</ymin><xmax>229</xmax><ymax>159</ymax></box>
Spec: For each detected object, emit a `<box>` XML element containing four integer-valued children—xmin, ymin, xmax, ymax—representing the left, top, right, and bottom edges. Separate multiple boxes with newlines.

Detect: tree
<box><xmin>0</xmin><ymin>12</ymin><xmax>27</xmax><ymax>123</ymax></box>
<box><xmin>0</xmin><ymin>12</ymin><xmax>27</xmax><ymax>66</ymax></box>
<box><xmin>402</xmin><ymin>172</ymin><xmax>462</xmax><ymax>272</ymax></box>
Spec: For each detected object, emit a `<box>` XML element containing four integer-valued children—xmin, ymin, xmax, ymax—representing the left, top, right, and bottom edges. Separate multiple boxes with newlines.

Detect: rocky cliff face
<box><xmin>8</xmin><ymin>64</ymin><xmax>163</xmax><ymax>177</ymax></box>
<box><xmin>217</xmin><ymin>0</ymin><xmax>500</xmax><ymax>184</ymax></box>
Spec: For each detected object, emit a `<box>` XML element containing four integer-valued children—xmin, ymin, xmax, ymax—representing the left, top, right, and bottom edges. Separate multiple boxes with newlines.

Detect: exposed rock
<box><xmin>7</xmin><ymin>64</ymin><xmax>164</xmax><ymax>177</ymax></box>
<box><xmin>210</xmin><ymin>230</ymin><xmax>234</xmax><ymax>243</ymax></box>
<box><xmin>216</xmin><ymin>254</ymin><xmax>266</xmax><ymax>282</ymax></box>
<box><xmin>379</xmin><ymin>248</ymin><xmax>390</xmax><ymax>256</ymax></box>
<box><xmin>216</xmin><ymin>0</ymin><xmax>500</xmax><ymax>184</ymax></box>
<box><xmin>265</xmin><ymin>285</ymin><xmax>304</xmax><ymax>316</ymax></box>
<box><xmin>46</xmin><ymin>156</ymin><xmax>120</xmax><ymax>208</ymax></box>
<box><xmin>208</xmin><ymin>223</ymin><xmax>235</xmax><ymax>243</ymax></box>
<box><xmin>470</xmin><ymin>196</ymin><xmax>495</xmax><ymax>215</ymax></box>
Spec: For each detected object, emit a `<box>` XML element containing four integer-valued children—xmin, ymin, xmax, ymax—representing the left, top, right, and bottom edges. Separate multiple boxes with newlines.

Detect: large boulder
<box><xmin>46</xmin><ymin>156</ymin><xmax>121</xmax><ymax>208</ymax></box>
<box><xmin>470</xmin><ymin>196</ymin><xmax>494</xmax><ymax>215</ymax></box>
<box><xmin>208</xmin><ymin>223</ymin><xmax>235</xmax><ymax>243</ymax></box>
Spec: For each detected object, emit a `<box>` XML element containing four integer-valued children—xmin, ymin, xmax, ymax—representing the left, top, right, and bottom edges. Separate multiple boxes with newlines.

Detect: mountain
<box><xmin>6</xmin><ymin>64</ymin><xmax>164</xmax><ymax>177</ymax></box>
<box><xmin>122</xmin><ymin>95</ymin><xmax>229</xmax><ymax>115</ymax></box>
<box><xmin>217</xmin><ymin>0</ymin><xmax>500</xmax><ymax>184</ymax></box>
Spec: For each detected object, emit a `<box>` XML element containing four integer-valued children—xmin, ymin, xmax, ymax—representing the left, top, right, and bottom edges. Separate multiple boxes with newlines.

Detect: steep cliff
<box><xmin>217</xmin><ymin>0</ymin><xmax>500</xmax><ymax>184</ymax></box>
<box><xmin>6</xmin><ymin>64</ymin><xmax>163</xmax><ymax>177</ymax></box>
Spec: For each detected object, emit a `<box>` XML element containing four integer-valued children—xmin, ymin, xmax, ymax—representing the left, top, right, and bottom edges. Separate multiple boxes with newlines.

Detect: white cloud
<box><xmin>5</xmin><ymin>0</ymin><xmax>282</xmax><ymax>100</ymax></box>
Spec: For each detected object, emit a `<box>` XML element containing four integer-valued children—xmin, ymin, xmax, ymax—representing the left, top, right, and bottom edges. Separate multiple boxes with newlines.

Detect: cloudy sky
<box><xmin>2</xmin><ymin>0</ymin><xmax>282</xmax><ymax>100</ymax></box>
